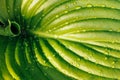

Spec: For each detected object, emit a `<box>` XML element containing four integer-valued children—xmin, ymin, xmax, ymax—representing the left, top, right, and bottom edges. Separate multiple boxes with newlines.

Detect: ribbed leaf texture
<box><xmin>0</xmin><ymin>0</ymin><xmax>120</xmax><ymax>80</ymax></box>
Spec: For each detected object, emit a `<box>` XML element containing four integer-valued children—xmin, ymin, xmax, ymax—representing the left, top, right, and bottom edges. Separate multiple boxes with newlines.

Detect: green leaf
<box><xmin>0</xmin><ymin>0</ymin><xmax>120</xmax><ymax>80</ymax></box>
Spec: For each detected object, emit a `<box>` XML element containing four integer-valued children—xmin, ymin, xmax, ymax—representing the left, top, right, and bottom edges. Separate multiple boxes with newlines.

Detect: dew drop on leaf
<box><xmin>34</xmin><ymin>35</ymin><xmax>37</xmax><ymax>39</ymax></box>
<box><xmin>7</xmin><ymin>7</ymin><xmax>9</xmax><ymax>9</ymax></box>
<box><xmin>77</xmin><ymin>58</ymin><xmax>81</xmax><ymax>61</ymax></box>
<box><xmin>112</xmin><ymin>61</ymin><xmax>115</xmax><ymax>65</ymax></box>
<box><xmin>101</xmin><ymin>4</ymin><xmax>106</xmax><ymax>7</ymax></box>
<box><xmin>65</xmin><ymin>5</ymin><xmax>69</xmax><ymax>9</ymax></box>
<box><xmin>76</xmin><ymin>30</ymin><xmax>80</xmax><ymax>33</ymax></box>
<box><xmin>44</xmin><ymin>73</ymin><xmax>47</xmax><ymax>76</ymax></box>
<box><xmin>105</xmin><ymin>57</ymin><xmax>108</xmax><ymax>60</ymax></box>
<box><xmin>64</xmin><ymin>10</ymin><xmax>68</xmax><ymax>14</ymax></box>
<box><xmin>8</xmin><ymin>10</ymin><xmax>10</xmax><ymax>13</ymax></box>
<box><xmin>75</xmin><ymin>6</ymin><xmax>81</xmax><ymax>10</ymax></box>
<box><xmin>65</xmin><ymin>22</ymin><xmax>69</xmax><ymax>25</ymax></box>
<box><xmin>27</xmin><ymin>25</ymin><xmax>30</xmax><ymax>28</ymax></box>
<box><xmin>87</xmin><ymin>4</ymin><xmax>93</xmax><ymax>7</ymax></box>
<box><xmin>14</xmin><ymin>9</ymin><xmax>17</xmax><ymax>11</ymax></box>
<box><xmin>48</xmin><ymin>29</ymin><xmax>52</xmax><ymax>32</ymax></box>
<box><xmin>111</xmin><ymin>7</ymin><xmax>115</xmax><ymax>9</ymax></box>
<box><xmin>53</xmin><ymin>54</ymin><xmax>55</xmax><ymax>57</ymax></box>
<box><xmin>73</xmin><ymin>2</ymin><xmax>77</xmax><ymax>5</ymax></box>
<box><xmin>43</xmin><ymin>60</ymin><xmax>46</xmax><ymax>64</ymax></box>
<box><xmin>55</xmin><ymin>15</ymin><xmax>59</xmax><ymax>18</ymax></box>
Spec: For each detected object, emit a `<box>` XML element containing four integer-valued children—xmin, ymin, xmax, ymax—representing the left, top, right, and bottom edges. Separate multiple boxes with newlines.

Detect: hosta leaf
<box><xmin>0</xmin><ymin>0</ymin><xmax>120</xmax><ymax>80</ymax></box>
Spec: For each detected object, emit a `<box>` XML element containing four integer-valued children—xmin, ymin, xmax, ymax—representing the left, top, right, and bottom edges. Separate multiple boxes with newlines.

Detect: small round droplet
<box><xmin>22</xmin><ymin>15</ymin><xmax>25</xmax><ymax>17</ymax></box>
<box><xmin>109</xmin><ymin>30</ymin><xmax>113</xmax><ymax>32</ymax></box>
<box><xmin>27</xmin><ymin>25</ymin><xmax>30</xmax><ymax>28</ymax></box>
<box><xmin>73</xmin><ymin>2</ymin><xmax>77</xmax><ymax>5</ymax></box>
<box><xmin>105</xmin><ymin>57</ymin><xmax>108</xmax><ymax>60</ymax></box>
<box><xmin>111</xmin><ymin>41</ymin><xmax>115</xmax><ymax>44</ymax></box>
<box><xmin>87</xmin><ymin>4</ymin><xmax>93</xmax><ymax>7</ymax></box>
<box><xmin>82</xmin><ymin>30</ymin><xmax>86</xmax><ymax>32</ymax></box>
<box><xmin>77</xmin><ymin>58</ymin><xmax>81</xmax><ymax>61</ymax></box>
<box><xmin>54</xmin><ymin>35</ymin><xmax>59</xmax><ymax>38</ymax></box>
<box><xmin>8</xmin><ymin>10</ymin><xmax>10</xmax><ymax>12</ymax></box>
<box><xmin>101</xmin><ymin>4</ymin><xmax>106</xmax><ymax>7</ymax></box>
<box><xmin>52</xmin><ymin>27</ymin><xmax>56</xmax><ymax>31</ymax></box>
<box><xmin>64</xmin><ymin>10</ymin><xmax>68</xmax><ymax>14</ymax></box>
<box><xmin>48</xmin><ymin>29</ymin><xmax>52</xmax><ymax>32</ymax></box>
<box><xmin>43</xmin><ymin>60</ymin><xmax>46</xmax><ymax>63</ymax></box>
<box><xmin>65</xmin><ymin>5</ymin><xmax>69</xmax><ymax>9</ymax></box>
<box><xmin>75</xmin><ymin>17</ymin><xmax>79</xmax><ymax>19</ymax></box>
<box><xmin>34</xmin><ymin>35</ymin><xmax>37</xmax><ymax>39</ymax></box>
<box><xmin>42</xmin><ymin>14</ymin><xmax>45</xmax><ymax>17</ymax></box>
<box><xmin>76</xmin><ymin>30</ymin><xmax>80</xmax><ymax>33</ymax></box>
<box><xmin>112</xmin><ymin>65</ymin><xmax>115</xmax><ymax>68</ymax></box>
<box><xmin>44</xmin><ymin>73</ymin><xmax>47</xmax><ymax>76</ymax></box>
<box><xmin>53</xmin><ymin>54</ymin><xmax>55</xmax><ymax>57</ymax></box>
<box><xmin>111</xmin><ymin>7</ymin><xmax>115</xmax><ymax>9</ymax></box>
<box><xmin>112</xmin><ymin>61</ymin><xmax>115</xmax><ymax>65</ymax></box>
<box><xmin>7</xmin><ymin>7</ymin><xmax>9</xmax><ymax>9</ymax></box>
<box><xmin>75</xmin><ymin>6</ymin><xmax>81</xmax><ymax>10</ymax></box>
<box><xmin>55</xmin><ymin>15</ymin><xmax>59</xmax><ymax>18</ymax></box>
<box><xmin>15</xmin><ymin>9</ymin><xmax>17</xmax><ymax>11</ymax></box>
<box><xmin>65</xmin><ymin>22</ymin><xmax>69</xmax><ymax>25</ymax></box>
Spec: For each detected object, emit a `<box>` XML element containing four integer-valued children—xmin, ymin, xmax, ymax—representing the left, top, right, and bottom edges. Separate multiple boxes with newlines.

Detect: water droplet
<box><xmin>43</xmin><ymin>60</ymin><xmax>46</xmax><ymax>63</ymax></box>
<box><xmin>36</xmin><ymin>39</ymin><xmax>39</xmax><ymax>42</ymax></box>
<box><xmin>7</xmin><ymin>7</ymin><xmax>9</xmax><ymax>9</ymax></box>
<box><xmin>48</xmin><ymin>29</ymin><xmax>52</xmax><ymax>32</ymax></box>
<box><xmin>8</xmin><ymin>10</ymin><xmax>10</xmax><ymax>12</ymax></box>
<box><xmin>22</xmin><ymin>15</ymin><xmax>25</xmax><ymax>17</ymax></box>
<box><xmin>82</xmin><ymin>30</ymin><xmax>86</xmax><ymax>32</ymax></box>
<box><xmin>111</xmin><ymin>41</ymin><xmax>115</xmax><ymax>44</ymax></box>
<box><xmin>14</xmin><ymin>9</ymin><xmax>17</xmax><ymax>11</ymax></box>
<box><xmin>76</xmin><ymin>30</ymin><xmax>80</xmax><ymax>33</ymax></box>
<box><xmin>100</xmin><ymin>70</ymin><xmax>103</xmax><ymax>75</ymax></box>
<box><xmin>112</xmin><ymin>61</ymin><xmax>115</xmax><ymax>65</ymax></box>
<box><xmin>42</xmin><ymin>14</ymin><xmax>45</xmax><ymax>17</ymax></box>
<box><xmin>65</xmin><ymin>5</ymin><xmax>69</xmax><ymax>9</ymax></box>
<box><xmin>53</xmin><ymin>27</ymin><xmax>56</xmax><ymax>30</ymax></box>
<box><xmin>25</xmin><ymin>67</ymin><xmax>28</xmax><ymax>70</ymax></box>
<box><xmin>73</xmin><ymin>2</ymin><xmax>77</xmax><ymax>5</ymax></box>
<box><xmin>55</xmin><ymin>15</ymin><xmax>59</xmax><ymax>18</ymax></box>
<box><xmin>64</xmin><ymin>10</ymin><xmax>68</xmax><ymax>14</ymax></box>
<box><xmin>109</xmin><ymin>30</ymin><xmax>113</xmax><ymax>32</ymax></box>
<box><xmin>33</xmin><ymin>26</ymin><xmax>36</xmax><ymax>28</ymax></box>
<box><xmin>111</xmin><ymin>7</ymin><xmax>115</xmax><ymax>9</ymax></box>
<box><xmin>77</xmin><ymin>58</ymin><xmax>81</xmax><ymax>61</ymax></box>
<box><xmin>101</xmin><ymin>4</ymin><xmax>106</xmax><ymax>7</ymax></box>
<box><xmin>44</xmin><ymin>73</ymin><xmax>47</xmax><ymax>75</ymax></box>
<box><xmin>87</xmin><ymin>4</ymin><xmax>93</xmax><ymax>7</ymax></box>
<box><xmin>53</xmin><ymin>54</ymin><xmax>55</xmax><ymax>57</ymax></box>
<box><xmin>112</xmin><ymin>65</ymin><xmax>115</xmax><ymax>68</ymax></box>
<box><xmin>75</xmin><ymin>6</ymin><xmax>81</xmax><ymax>10</ymax></box>
<box><xmin>105</xmin><ymin>57</ymin><xmax>108</xmax><ymax>60</ymax></box>
<box><xmin>54</xmin><ymin>35</ymin><xmax>59</xmax><ymax>38</ymax></box>
<box><xmin>27</xmin><ymin>25</ymin><xmax>30</xmax><ymax>28</ymax></box>
<box><xmin>75</xmin><ymin>17</ymin><xmax>79</xmax><ymax>20</ymax></box>
<box><xmin>90</xmin><ymin>53</ymin><xmax>93</xmax><ymax>57</ymax></box>
<box><xmin>104</xmin><ymin>48</ymin><xmax>109</xmax><ymax>55</ymax></box>
<box><xmin>34</xmin><ymin>35</ymin><xmax>37</xmax><ymax>39</ymax></box>
<box><xmin>65</xmin><ymin>22</ymin><xmax>69</xmax><ymax>25</ymax></box>
<box><xmin>74</xmin><ymin>62</ymin><xmax>79</xmax><ymax>67</ymax></box>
